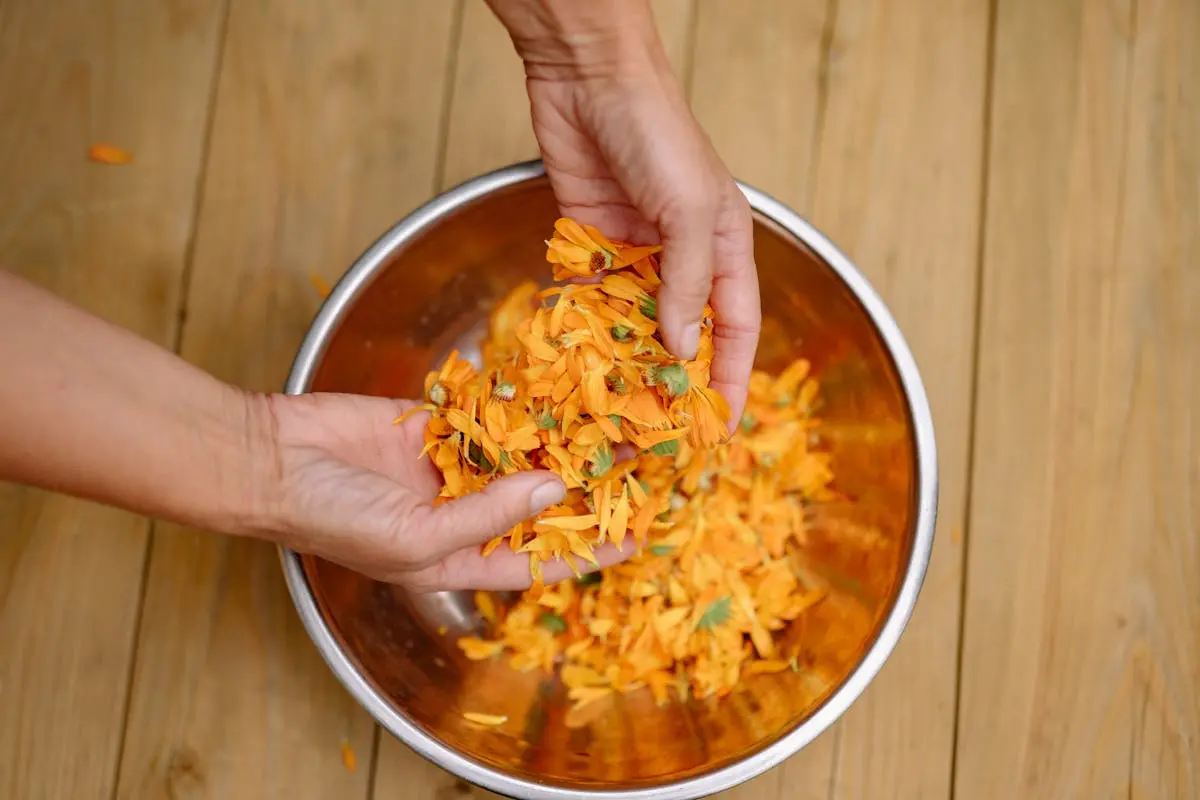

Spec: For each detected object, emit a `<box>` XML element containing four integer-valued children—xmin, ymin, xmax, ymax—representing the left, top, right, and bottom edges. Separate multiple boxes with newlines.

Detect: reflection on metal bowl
<box><xmin>281</xmin><ymin>160</ymin><xmax>937</xmax><ymax>799</ymax></box>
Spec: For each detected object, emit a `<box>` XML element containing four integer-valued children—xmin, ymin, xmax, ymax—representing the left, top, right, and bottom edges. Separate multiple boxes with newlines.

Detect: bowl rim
<box><xmin>279</xmin><ymin>159</ymin><xmax>938</xmax><ymax>799</ymax></box>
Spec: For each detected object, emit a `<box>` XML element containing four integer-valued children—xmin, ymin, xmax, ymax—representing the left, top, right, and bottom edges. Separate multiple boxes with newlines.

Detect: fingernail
<box><xmin>679</xmin><ymin>323</ymin><xmax>700</xmax><ymax>360</ymax></box>
<box><xmin>529</xmin><ymin>479</ymin><xmax>566</xmax><ymax>514</ymax></box>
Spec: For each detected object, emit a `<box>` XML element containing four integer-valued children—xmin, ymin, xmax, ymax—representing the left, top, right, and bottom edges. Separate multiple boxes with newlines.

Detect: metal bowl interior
<box><xmin>283</xmin><ymin>166</ymin><xmax>934</xmax><ymax>798</ymax></box>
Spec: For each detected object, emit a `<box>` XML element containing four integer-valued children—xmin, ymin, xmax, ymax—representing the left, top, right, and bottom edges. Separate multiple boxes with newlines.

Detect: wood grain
<box><xmin>690</xmin><ymin>3</ymin><xmax>838</xmax><ymax>796</ymax></box>
<box><xmin>111</xmin><ymin>1</ymin><xmax>459</xmax><ymax>797</ymax></box>
<box><xmin>690</xmin><ymin>0</ymin><xmax>830</xmax><ymax>216</ymax></box>
<box><xmin>692</xmin><ymin>0</ymin><xmax>989</xmax><ymax>797</ymax></box>
<box><xmin>438</xmin><ymin>0</ymin><xmax>532</xmax><ymax>189</ymax></box>
<box><xmin>800</xmin><ymin>1</ymin><xmax>988</xmax><ymax>797</ymax></box>
<box><xmin>0</xmin><ymin>0</ymin><xmax>227</xmax><ymax>796</ymax></box>
<box><xmin>369</xmin><ymin>3</ymin><xmax>697</xmax><ymax>796</ymax></box>
<box><xmin>956</xmin><ymin>0</ymin><xmax>1200</xmax><ymax>796</ymax></box>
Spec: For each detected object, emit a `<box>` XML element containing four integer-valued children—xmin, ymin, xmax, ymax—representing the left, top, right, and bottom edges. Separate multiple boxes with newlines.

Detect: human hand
<box><xmin>0</xmin><ymin>272</ymin><xmax>623</xmax><ymax>593</ymax></box>
<box><xmin>485</xmin><ymin>0</ymin><xmax>761</xmax><ymax>424</ymax></box>
<box><xmin>252</xmin><ymin>392</ymin><xmax>627</xmax><ymax>592</ymax></box>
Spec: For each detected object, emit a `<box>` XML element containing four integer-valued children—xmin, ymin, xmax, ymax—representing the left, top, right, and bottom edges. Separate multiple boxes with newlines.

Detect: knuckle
<box><xmin>680</xmin><ymin>195</ymin><xmax>720</xmax><ymax>222</ymax></box>
<box><xmin>663</xmin><ymin>188</ymin><xmax>719</xmax><ymax>224</ymax></box>
<box><xmin>725</xmin><ymin>192</ymin><xmax>752</xmax><ymax>228</ymax></box>
<box><xmin>405</xmin><ymin>562</ymin><xmax>449</xmax><ymax>594</ymax></box>
<box><xmin>671</xmin><ymin>280</ymin><xmax>711</xmax><ymax>305</ymax></box>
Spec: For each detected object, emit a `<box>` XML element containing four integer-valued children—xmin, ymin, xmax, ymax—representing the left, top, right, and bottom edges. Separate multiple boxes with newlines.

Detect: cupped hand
<box><xmin>512</xmin><ymin>10</ymin><xmax>761</xmax><ymax>423</ymax></box>
<box><xmin>254</xmin><ymin>393</ymin><xmax>627</xmax><ymax>592</ymax></box>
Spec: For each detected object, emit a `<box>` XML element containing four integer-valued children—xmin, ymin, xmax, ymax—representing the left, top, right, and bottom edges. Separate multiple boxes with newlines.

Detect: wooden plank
<box><xmin>440</xmin><ymin>0</ymin><xmax>696</xmax><ymax>189</ymax></box>
<box><xmin>438</xmin><ymin>0</ymin><xmax>532</xmax><ymax>189</ymax></box>
<box><xmin>369</xmin><ymin>3</ymin><xmax>698</xmax><ymax>796</ymax></box>
<box><xmin>690</xmin><ymin>0</ymin><xmax>830</xmax><ymax>216</ymax></box>
<box><xmin>0</xmin><ymin>0</ymin><xmax>227</xmax><ymax>796</ymax></box>
<box><xmin>693</xmin><ymin>0</ymin><xmax>989</xmax><ymax>797</ymax></box>
<box><xmin>797</xmin><ymin>1</ymin><xmax>988</xmax><ymax>797</ymax></box>
<box><xmin>111</xmin><ymin>2</ymin><xmax>460</xmax><ymax>798</ymax></box>
<box><xmin>955</xmin><ymin>0</ymin><xmax>1200</xmax><ymax>796</ymax></box>
<box><xmin>690</xmin><ymin>3</ymin><xmax>835</xmax><ymax>796</ymax></box>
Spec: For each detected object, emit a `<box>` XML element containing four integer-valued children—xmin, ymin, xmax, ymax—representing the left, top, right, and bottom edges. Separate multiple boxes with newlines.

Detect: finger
<box><xmin>417</xmin><ymin>471</ymin><xmax>566</xmax><ymax>563</ymax></box>
<box><xmin>612</xmin><ymin>442</ymin><xmax>638</xmax><ymax>463</ymax></box>
<box><xmin>708</xmin><ymin>287</ymin><xmax>759</xmax><ymax>428</ymax></box>
<box><xmin>411</xmin><ymin>540</ymin><xmax>633</xmax><ymax>592</ymax></box>
<box><xmin>656</xmin><ymin>199</ymin><xmax>718</xmax><ymax>361</ymax></box>
<box><xmin>707</xmin><ymin>194</ymin><xmax>760</xmax><ymax>427</ymax></box>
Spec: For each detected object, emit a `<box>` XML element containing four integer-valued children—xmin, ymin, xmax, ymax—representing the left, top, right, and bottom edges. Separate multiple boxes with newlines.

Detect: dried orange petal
<box><xmin>462</xmin><ymin>712</ymin><xmax>508</xmax><ymax>726</ymax></box>
<box><xmin>411</xmin><ymin>218</ymin><xmax>874</xmax><ymax>704</ymax></box>
<box><xmin>87</xmin><ymin>143</ymin><xmax>133</xmax><ymax>165</ymax></box>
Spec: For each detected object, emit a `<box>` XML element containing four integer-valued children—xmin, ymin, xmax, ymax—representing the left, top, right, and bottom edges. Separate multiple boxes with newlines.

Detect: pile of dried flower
<box><xmin>407</xmin><ymin>218</ymin><xmax>732</xmax><ymax>593</ymax></box>
<box><xmin>413</xmin><ymin>218</ymin><xmax>838</xmax><ymax>706</ymax></box>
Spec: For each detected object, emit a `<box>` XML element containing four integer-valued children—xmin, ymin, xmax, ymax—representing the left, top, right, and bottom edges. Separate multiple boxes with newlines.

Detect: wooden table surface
<box><xmin>1</xmin><ymin>0</ymin><xmax>1196</xmax><ymax>797</ymax></box>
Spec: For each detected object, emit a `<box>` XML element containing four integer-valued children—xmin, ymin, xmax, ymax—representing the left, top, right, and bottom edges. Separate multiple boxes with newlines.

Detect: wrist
<box><xmin>212</xmin><ymin>389</ymin><xmax>285</xmax><ymax>539</ymax></box>
<box><xmin>486</xmin><ymin>0</ymin><xmax>669</xmax><ymax>82</ymax></box>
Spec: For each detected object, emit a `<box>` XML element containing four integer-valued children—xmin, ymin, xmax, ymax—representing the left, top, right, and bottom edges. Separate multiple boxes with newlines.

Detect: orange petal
<box><xmin>594</xmin><ymin>413</ymin><xmax>622</xmax><ymax>442</ymax></box>
<box><xmin>549</xmin><ymin>290</ymin><xmax>570</xmax><ymax>337</ymax></box>
<box><xmin>475</xmin><ymin>590</ymin><xmax>498</xmax><ymax>623</ymax></box>
<box><xmin>573</xmin><ymin>422</ymin><xmax>606</xmax><ymax>447</ymax></box>
<box><xmin>581</xmin><ymin>371</ymin><xmax>609</xmax><ymax>416</ymax></box>
<box><xmin>579</xmin><ymin>221</ymin><xmax>618</xmax><ymax>254</ymax></box>
<box><xmin>609</xmin><ymin>488</ymin><xmax>631</xmax><ymax>550</ymax></box>
<box><xmin>534</xmin><ymin>514</ymin><xmax>599</xmax><ymax>531</ymax></box>
<box><xmin>600</xmin><ymin>274</ymin><xmax>645</xmax><ymax>303</ymax></box>
<box><xmin>597</xmin><ymin>482</ymin><xmax>612</xmax><ymax>541</ymax></box>
<box><xmin>87</xmin><ymin>143</ymin><xmax>133</xmax><ymax>165</ymax></box>
<box><xmin>462</xmin><ymin>712</ymin><xmax>508</xmax><ymax>726</ymax></box>
<box><xmin>630</xmin><ymin>427</ymin><xmax>688</xmax><ymax>450</ymax></box>
<box><xmin>631</xmin><ymin>496</ymin><xmax>659</xmax><ymax>544</ymax></box>
<box><xmin>627</xmin><ymin>475</ymin><xmax>647</xmax><ymax>507</ymax></box>
<box><xmin>555</xmin><ymin>217</ymin><xmax>599</xmax><ymax>250</ymax></box>
<box><xmin>508</xmin><ymin>522</ymin><xmax>525</xmax><ymax>552</ymax></box>
<box><xmin>552</xmin><ymin>369</ymin><xmax>576</xmax><ymax>403</ymax></box>
<box><xmin>309</xmin><ymin>272</ymin><xmax>332</xmax><ymax>299</ymax></box>
<box><xmin>614</xmin><ymin>245</ymin><xmax>663</xmax><ymax>269</ymax></box>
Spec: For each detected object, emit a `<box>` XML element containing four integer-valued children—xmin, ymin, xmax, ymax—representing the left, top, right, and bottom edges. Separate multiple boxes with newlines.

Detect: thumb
<box><xmin>422</xmin><ymin>471</ymin><xmax>566</xmax><ymax>559</ymax></box>
<box><xmin>656</xmin><ymin>202</ymin><xmax>717</xmax><ymax>361</ymax></box>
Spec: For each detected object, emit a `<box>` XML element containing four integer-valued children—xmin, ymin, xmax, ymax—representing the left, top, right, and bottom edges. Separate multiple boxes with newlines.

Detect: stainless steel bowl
<box><xmin>281</xmin><ymin>160</ymin><xmax>937</xmax><ymax>799</ymax></box>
